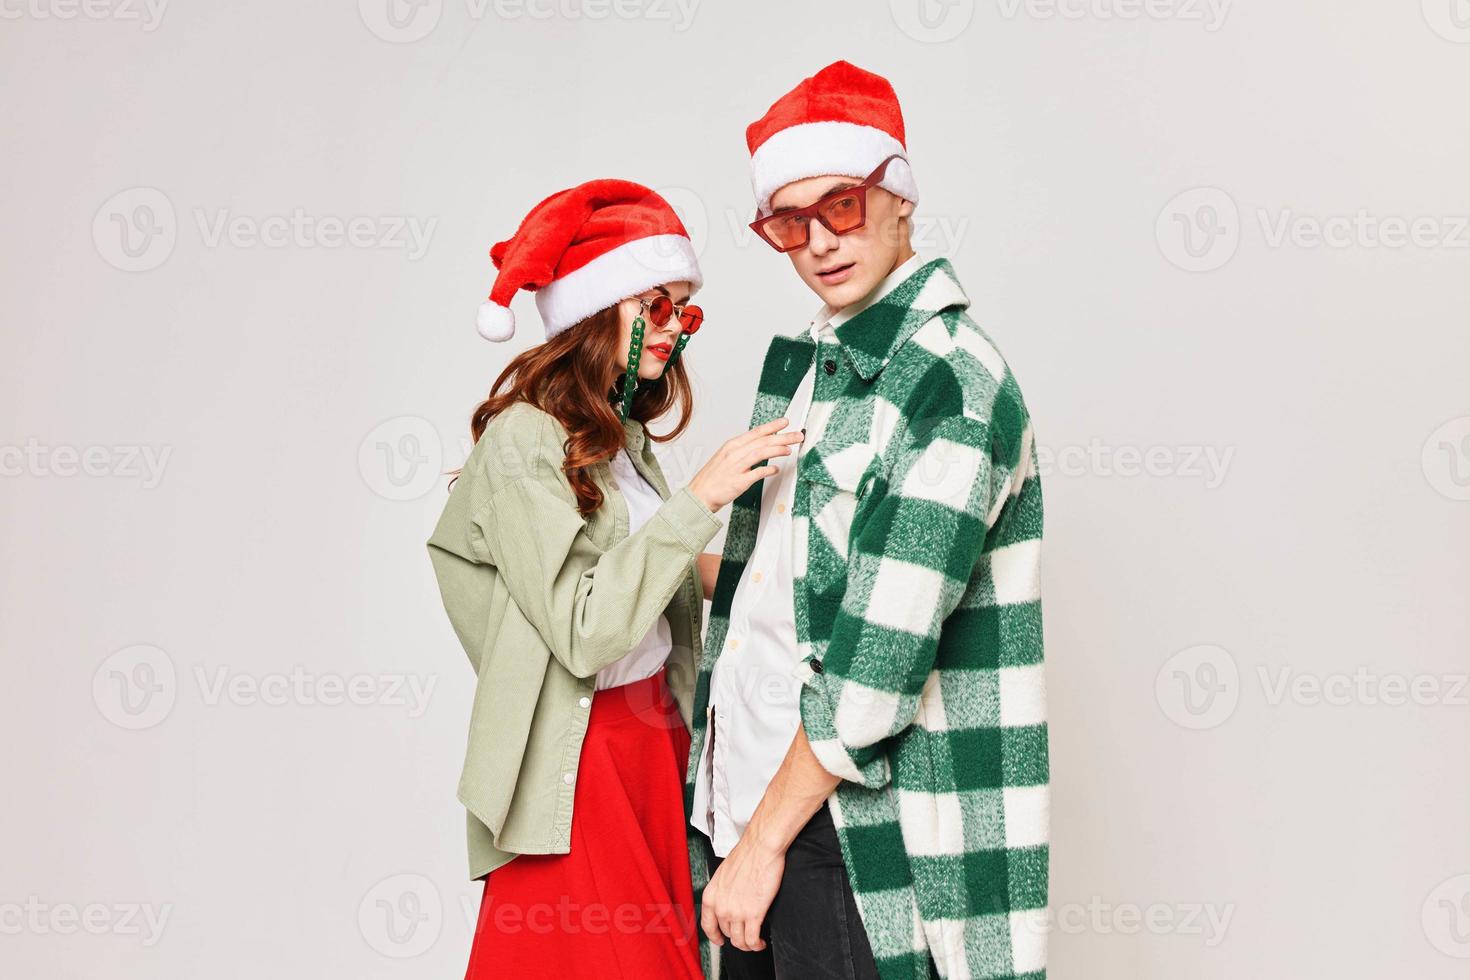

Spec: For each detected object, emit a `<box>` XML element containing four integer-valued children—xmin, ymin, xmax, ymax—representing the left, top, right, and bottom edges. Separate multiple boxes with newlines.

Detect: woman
<box><xmin>427</xmin><ymin>179</ymin><xmax>801</xmax><ymax>979</ymax></box>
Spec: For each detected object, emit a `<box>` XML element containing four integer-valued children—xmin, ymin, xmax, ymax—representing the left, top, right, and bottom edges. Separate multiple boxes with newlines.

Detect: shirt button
<box><xmin>729</xmin><ymin>638</ymin><xmax>740</xmax><ymax>649</ymax></box>
<box><xmin>752</xmin><ymin>571</ymin><xmax>763</xmax><ymax>583</ymax></box>
<box><xmin>776</xmin><ymin>503</ymin><xmax>786</xmax><ymax>514</ymax></box>
<box><xmin>578</xmin><ymin>696</ymin><xmax>591</xmax><ymax>708</ymax></box>
<box><xmin>823</xmin><ymin>359</ymin><xmax>837</xmax><ymax>375</ymax></box>
<box><xmin>563</xmin><ymin>772</ymin><xmax>574</xmax><ymax>785</ymax></box>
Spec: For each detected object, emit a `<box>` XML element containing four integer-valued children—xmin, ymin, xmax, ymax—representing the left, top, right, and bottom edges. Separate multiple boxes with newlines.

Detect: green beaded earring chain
<box><xmin>615</xmin><ymin>314</ymin><xmax>697</xmax><ymax>422</ymax></box>
<box><xmin>617</xmin><ymin>315</ymin><xmax>646</xmax><ymax>422</ymax></box>
<box><xmin>661</xmin><ymin>330</ymin><xmax>693</xmax><ymax>370</ymax></box>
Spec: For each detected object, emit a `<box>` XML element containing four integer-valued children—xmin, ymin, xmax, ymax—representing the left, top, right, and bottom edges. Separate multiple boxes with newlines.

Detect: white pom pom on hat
<box><xmin>476</xmin><ymin>301</ymin><xmax>516</xmax><ymax>342</ymax></box>
<box><xmin>475</xmin><ymin>179</ymin><xmax>703</xmax><ymax>343</ymax></box>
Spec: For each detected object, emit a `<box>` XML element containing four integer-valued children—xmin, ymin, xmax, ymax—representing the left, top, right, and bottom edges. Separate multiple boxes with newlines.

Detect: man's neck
<box><xmin>827</xmin><ymin>245</ymin><xmax>918</xmax><ymax>319</ymax></box>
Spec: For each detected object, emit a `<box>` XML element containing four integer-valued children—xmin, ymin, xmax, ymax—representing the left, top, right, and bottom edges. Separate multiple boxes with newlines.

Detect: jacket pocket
<box><xmin>798</xmin><ymin>440</ymin><xmax>881</xmax><ymax>596</ymax></box>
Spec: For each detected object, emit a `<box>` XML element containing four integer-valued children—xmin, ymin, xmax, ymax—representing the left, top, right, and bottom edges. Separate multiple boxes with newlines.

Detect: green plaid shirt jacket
<box><xmin>686</xmin><ymin>257</ymin><xmax>1049</xmax><ymax>980</ymax></box>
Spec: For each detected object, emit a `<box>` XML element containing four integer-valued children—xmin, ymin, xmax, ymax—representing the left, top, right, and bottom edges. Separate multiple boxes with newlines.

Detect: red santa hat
<box><xmin>476</xmin><ymin>179</ymin><xmax>702</xmax><ymax>342</ymax></box>
<box><xmin>745</xmin><ymin>60</ymin><xmax>919</xmax><ymax>217</ymax></box>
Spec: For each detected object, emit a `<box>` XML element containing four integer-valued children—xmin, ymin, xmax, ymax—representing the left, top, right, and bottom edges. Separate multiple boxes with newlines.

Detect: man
<box><xmin>685</xmin><ymin>61</ymin><xmax>1050</xmax><ymax>980</ymax></box>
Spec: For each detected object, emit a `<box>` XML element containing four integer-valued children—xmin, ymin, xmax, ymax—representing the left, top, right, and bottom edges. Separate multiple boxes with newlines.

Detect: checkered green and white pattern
<box><xmin>685</xmin><ymin>258</ymin><xmax>1048</xmax><ymax>980</ymax></box>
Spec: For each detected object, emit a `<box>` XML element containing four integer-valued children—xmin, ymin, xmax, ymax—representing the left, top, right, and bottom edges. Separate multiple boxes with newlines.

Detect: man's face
<box><xmin>767</xmin><ymin>174</ymin><xmax>914</xmax><ymax>311</ymax></box>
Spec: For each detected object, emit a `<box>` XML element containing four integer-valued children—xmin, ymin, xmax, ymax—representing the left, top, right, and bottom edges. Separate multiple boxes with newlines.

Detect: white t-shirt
<box><xmin>594</xmin><ymin>446</ymin><xmax>675</xmax><ymax>691</ymax></box>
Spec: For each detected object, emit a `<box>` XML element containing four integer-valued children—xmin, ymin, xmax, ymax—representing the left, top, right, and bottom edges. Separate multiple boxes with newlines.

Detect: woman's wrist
<box><xmin>686</xmin><ymin>480</ymin><xmax>717</xmax><ymax>514</ymax></box>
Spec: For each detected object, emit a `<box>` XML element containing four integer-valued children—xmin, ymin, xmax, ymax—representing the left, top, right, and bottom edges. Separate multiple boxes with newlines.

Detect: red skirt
<box><xmin>464</xmin><ymin>669</ymin><xmax>702</xmax><ymax>980</ymax></box>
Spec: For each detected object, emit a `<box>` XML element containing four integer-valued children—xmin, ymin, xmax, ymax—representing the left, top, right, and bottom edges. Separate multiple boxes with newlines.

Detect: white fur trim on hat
<box><xmin>750</xmin><ymin>120</ymin><xmax>919</xmax><ymax>216</ymax></box>
<box><xmin>534</xmin><ymin>234</ymin><xmax>703</xmax><ymax>338</ymax></box>
<box><xmin>477</xmin><ymin>301</ymin><xmax>516</xmax><ymax>342</ymax></box>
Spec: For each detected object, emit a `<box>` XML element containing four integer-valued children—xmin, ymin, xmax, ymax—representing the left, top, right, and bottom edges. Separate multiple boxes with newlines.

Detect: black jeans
<box><xmin>713</xmin><ymin>804</ymin><xmax>880</xmax><ymax>980</ymax></box>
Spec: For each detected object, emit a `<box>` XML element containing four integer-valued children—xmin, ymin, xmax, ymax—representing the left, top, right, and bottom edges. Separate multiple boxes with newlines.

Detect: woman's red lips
<box><xmin>647</xmin><ymin>342</ymin><xmax>672</xmax><ymax>361</ymax></box>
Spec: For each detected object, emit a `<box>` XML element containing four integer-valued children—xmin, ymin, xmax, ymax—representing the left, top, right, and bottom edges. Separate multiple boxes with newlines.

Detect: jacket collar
<box><xmin>796</xmin><ymin>257</ymin><xmax>970</xmax><ymax>383</ymax></box>
<box><xmin>617</xmin><ymin>416</ymin><xmax>673</xmax><ymax>498</ymax></box>
<box><xmin>621</xmin><ymin>415</ymin><xmax>646</xmax><ymax>453</ymax></box>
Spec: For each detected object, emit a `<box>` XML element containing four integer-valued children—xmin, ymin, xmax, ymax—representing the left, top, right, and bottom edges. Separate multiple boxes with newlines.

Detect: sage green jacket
<box><xmin>426</xmin><ymin>400</ymin><xmax>723</xmax><ymax>879</ymax></box>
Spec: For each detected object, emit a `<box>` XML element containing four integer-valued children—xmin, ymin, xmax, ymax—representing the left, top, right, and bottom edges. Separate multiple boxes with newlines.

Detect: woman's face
<box><xmin>612</xmin><ymin>280</ymin><xmax>694</xmax><ymax>383</ymax></box>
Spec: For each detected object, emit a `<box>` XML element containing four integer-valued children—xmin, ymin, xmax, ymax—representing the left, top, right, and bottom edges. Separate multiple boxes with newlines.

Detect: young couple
<box><xmin>427</xmin><ymin>60</ymin><xmax>1050</xmax><ymax>980</ymax></box>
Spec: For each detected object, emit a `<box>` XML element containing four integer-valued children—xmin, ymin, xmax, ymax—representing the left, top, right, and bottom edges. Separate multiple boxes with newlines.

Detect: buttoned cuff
<box><xmin>658</xmin><ymin>485</ymin><xmax>724</xmax><ymax>553</ymax></box>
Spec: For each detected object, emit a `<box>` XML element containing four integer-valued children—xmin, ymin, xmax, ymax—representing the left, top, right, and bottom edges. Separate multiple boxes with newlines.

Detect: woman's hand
<box><xmin>687</xmin><ymin>418</ymin><xmax>803</xmax><ymax>514</ymax></box>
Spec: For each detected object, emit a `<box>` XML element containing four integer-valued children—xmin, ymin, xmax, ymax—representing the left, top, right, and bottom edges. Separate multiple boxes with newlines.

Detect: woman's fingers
<box><xmin>737</xmin><ymin>431</ymin><xmax>803</xmax><ymax>469</ymax></box>
<box><xmin>690</xmin><ymin>420</ymin><xmax>804</xmax><ymax>513</ymax></box>
<box><xmin>724</xmin><ymin>417</ymin><xmax>791</xmax><ymax>454</ymax></box>
<box><xmin>735</xmin><ymin>463</ymin><xmax>779</xmax><ymax>492</ymax></box>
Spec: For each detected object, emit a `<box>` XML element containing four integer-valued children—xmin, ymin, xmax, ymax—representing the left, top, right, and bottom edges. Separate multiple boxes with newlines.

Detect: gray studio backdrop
<box><xmin>3</xmin><ymin>1</ymin><xmax>1468</xmax><ymax>977</ymax></box>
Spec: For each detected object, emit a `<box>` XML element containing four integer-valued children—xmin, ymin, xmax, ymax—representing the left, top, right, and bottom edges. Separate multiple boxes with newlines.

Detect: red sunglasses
<box><xmin>749</xmin><ymin>154</ymin><xmax>905</xmax><ymax>253</ymax></box>
<box><xmin>638</xmin><ymin>293</ymin><xmax>704</xmax><ymax>334</ymax></box>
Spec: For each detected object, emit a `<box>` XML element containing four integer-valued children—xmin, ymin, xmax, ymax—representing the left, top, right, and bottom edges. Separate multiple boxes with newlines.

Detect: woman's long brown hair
<box><xmin>459</xmin><ymin>303</ymin><xmax>693</xmax><ymax>517</ymax></box>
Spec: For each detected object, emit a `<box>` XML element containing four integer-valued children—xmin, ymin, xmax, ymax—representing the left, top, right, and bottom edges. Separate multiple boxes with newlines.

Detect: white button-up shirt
<box><xmin>689</xmin><ymin>254</ymin><xmax>924</xmax><ymax>856</ymax></box>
